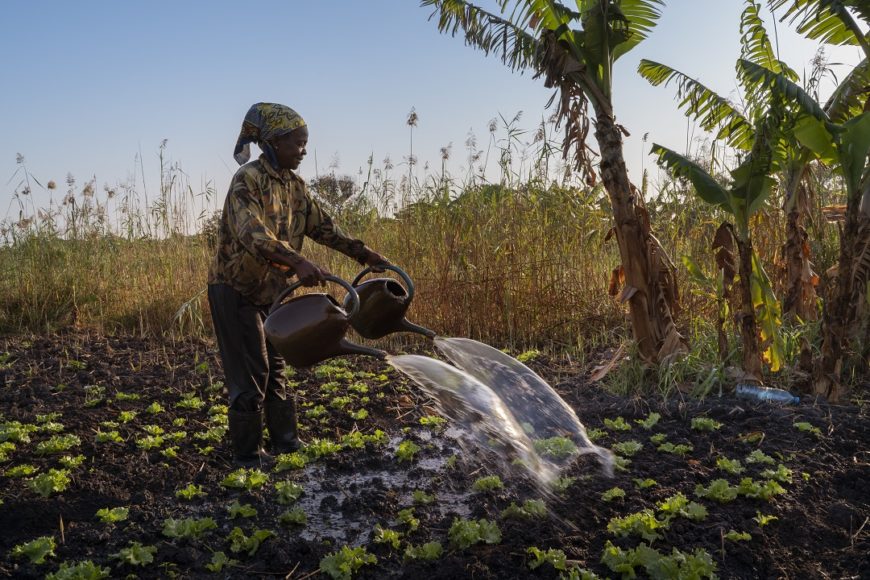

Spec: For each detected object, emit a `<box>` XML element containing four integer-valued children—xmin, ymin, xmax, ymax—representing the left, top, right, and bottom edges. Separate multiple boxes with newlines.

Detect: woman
<box><xmin>208</xmin><ymin>102</ymin><xmax>387</xmax><ymax>466</ymax></box>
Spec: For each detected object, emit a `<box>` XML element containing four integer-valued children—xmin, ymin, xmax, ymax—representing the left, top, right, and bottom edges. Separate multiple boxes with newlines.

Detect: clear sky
<box><xmin>1</xmin><ymin>1</ymin><xmax>864</xmax><ymax>225</ymax></box>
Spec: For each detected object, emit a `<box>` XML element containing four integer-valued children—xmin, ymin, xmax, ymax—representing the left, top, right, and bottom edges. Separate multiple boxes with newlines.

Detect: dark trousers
<box><xmin>208</xmin><ymin>283</ymin><xmax>286</xmax><ymax>412</ymax></box>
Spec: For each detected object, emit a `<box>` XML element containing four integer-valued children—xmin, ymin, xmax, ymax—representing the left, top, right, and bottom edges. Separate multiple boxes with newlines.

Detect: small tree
<box><xmin>652</xmin><ymin>99</ymin><xmax>786</xmax><ymax>380</ymax></box>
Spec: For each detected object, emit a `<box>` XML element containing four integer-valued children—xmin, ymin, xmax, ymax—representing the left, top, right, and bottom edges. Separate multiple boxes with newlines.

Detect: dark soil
<box><xmin>0</xmin><ymin>333</ymin><xmax>867</xmax><ymax>579</ymax></box>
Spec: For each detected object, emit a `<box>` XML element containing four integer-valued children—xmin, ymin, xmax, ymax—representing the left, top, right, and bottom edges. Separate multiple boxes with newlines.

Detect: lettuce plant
<box><xmin>319</xmin><ymin>545</ymin><xmax>377</xmax><ymax>580</ymax></box>
<box><xmin>11</xmin><ymin>536</ymin><xmax>56</xmax><ymax>564</ymax></box>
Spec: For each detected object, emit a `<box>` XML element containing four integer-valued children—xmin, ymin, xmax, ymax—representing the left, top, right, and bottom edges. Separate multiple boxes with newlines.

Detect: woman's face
<box><xmin>273</xmin><ymin>126</ymin><xmax>308</xmax><ymax>170</ymax></box>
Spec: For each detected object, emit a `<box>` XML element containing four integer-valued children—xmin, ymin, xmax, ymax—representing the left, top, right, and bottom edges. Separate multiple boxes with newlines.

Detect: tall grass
<box><xmin>0</xmin><ymin>124</ymin><xmax>851</xmax><ymax>380</ymax></box>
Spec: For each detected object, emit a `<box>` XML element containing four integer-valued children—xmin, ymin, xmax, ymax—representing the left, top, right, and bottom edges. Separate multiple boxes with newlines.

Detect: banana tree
<box><xmin>743</xmin><ymin>57</ymin><xmax>870</xmax><ymax>399</ymax></box>
<box><xmin>638</xmin><ymin>0</ymin><xmax>842</xmax><ymax>323</ymax></box>
<box><xmin>652</xmin><ymin>105</ymin><xmax>787</xmax><ymax>380</ymax></box>
<box><xmin>421</xmin><ymin>0</ymin><xmax>685</xmax><ymax>363</ymax></box>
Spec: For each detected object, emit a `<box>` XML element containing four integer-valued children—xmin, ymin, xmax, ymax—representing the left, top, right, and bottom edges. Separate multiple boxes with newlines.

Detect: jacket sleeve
<box><xmin>227</xmin><ymin>170</ymin><xmax>302</xmax><ymax>265</ymax></box>
<box><xmin>304</xmin><ymin>185</ymin><xmax>369</xmax><ymax>264</ymax></box>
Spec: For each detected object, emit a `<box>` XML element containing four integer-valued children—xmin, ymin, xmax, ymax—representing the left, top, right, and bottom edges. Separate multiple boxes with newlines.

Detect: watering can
<box><xmin>344</xmin><ymin>264</ymin><xmax>436</xmax><ymax>340</ymax></box>
<box><xmin>264</xmin><ymin>275</ymin><xmax>387</xmax><ymax>368</ymax></box>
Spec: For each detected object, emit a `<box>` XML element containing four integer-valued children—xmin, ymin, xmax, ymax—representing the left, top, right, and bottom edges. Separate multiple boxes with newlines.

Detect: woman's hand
<box><xmin>363</xmin><ymin>249</ymin><xmax>390</xmax><ymax>273</ymax></box>
<box><xmin>290</xmin><ymin>257</ymin><xmax>330</xmax><ymax>286</ymax></box>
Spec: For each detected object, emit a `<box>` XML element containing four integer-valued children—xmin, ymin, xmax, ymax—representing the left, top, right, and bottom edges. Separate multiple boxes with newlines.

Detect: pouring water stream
<box><xmin>388</xmin><ymin>337</ymin><xmax>614</xmax><ymax>488</ymax></box>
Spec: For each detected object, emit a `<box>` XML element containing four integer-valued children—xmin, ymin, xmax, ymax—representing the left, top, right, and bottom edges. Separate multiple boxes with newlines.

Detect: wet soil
<box><xmin>0</xmin><ymin>333</ymin><xmax>867</xmax><ymax>579</ymax></box>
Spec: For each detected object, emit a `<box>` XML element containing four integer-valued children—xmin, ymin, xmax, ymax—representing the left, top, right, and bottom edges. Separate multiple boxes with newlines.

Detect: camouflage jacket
<box><xmin>207</xmin><ymin>156</ymin><xmax>367</xmax><ymax>305</ymax></box>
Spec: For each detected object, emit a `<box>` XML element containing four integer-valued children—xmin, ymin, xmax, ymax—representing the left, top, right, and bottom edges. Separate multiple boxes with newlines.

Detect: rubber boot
<box><xmin>228</xmin><ymin>409</ymin><xmax>269</xmax><ymax>467</ymax></box>
<box><xmin>264</xmin><ymin>397</ymin><xmax>303</xmax><ymax>454</ymax></box>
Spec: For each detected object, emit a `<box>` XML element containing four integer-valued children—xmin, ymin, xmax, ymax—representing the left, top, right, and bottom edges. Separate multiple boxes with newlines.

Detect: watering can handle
<box><xmin>351</xmin><ymin>264</ymin><xmax>415</xmax><ymax>302</ymax></box>
<box><xmin>269</xmin><ymin>275</ymin><xmax>361</xmax><ymax>318</ymax></box>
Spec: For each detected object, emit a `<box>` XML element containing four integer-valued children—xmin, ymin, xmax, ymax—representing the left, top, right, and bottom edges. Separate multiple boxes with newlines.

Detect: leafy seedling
<box><xmin>656</xmin><ymin>493</ymin><xmax>708</xmax><ymax>521</ymax></box>
<box><xmin>162</xmin><ymin>517</ymin><xmax>217</xmax><ymax>540</ymax></box>
<box><xmin>228</xmin><ymin>527</ymin><xmax>274</xmax><ymax>557</ymax></box>
<box><xmin>227</xmin><ymin>500</ymin><xmax>257</xmax><ymax>519</ymax></box>
<box><xmin>11</xmin><ymin>536</ymin><xmax>56</xmax><ymax>564</ymax></box>
<box><xmin>205</xmin><ymin>551</ymin><xmax>237</xmax><ymax>573</ymax></box>
<box><xmin>111</xmin><ymin>542</ymin><xmax>156</xmax><ymax>567</ymax></box>
<box><xmin>58</xmin><ymin>455</ymin><xmax>85</xmax><ymax>469</ymax></box>
<box><xmin>5</xmin><ymin>464</ymin><xmax>38</xmax><ymax>478</ymax></box>
<box><xmin>95</xmin><ymin>507</ymin><xmax>129</xmax><ymax>523</ymax></box>
<box><xmin>737</xmin><ymin>477</ymin><xmax>786</xmax><ymax>500</ymax></box>
<box><xmin>45</xmin><ymin>560</ymin><xmax>110</xmax><ymax>580</ymax></box>
<box><xmin>551</xmin><ymin>476</ymin><xmax>577</xmax><ymax>493</ymax></box>
<box><xmin>275</xmin><ymin>480</ymin><xmax>304</xmax><ymax>505</ymax></box>
<box><xmin>586</xmin><ymin>428</ymin><xmax>606</xmax><ymax>441</ymax></box>
<box><xmin>221</xmin><ymin>468</ymin><xmax>269</xmax><ymax>490</ymax></box>
<box><xmin>501</xmin><ymin>499</ymin><xmax>548</xmax><ymax>519</ymax></box>
<box><xmin>95</xmin><ymin>430</ymin><xmax>123</xmax><ymax>444</ymax></box>
<box><xmin>397</xmin><ymin>508</ymin><xmax>419</xmax><ymax>532</ymax></box>
<box><xmin>472</xmin><ymin>475</ymin><xmax>504</xmax><ymax>492</ymax></box>
<box><xmin>29</xmin><ymin>469</ymin><xmax>71</xmax><ymax>497</ymax></box>
<box><xmin>601</xmin><ymin>541</ymin><xmax>716</xmax><ymax>579</ymax></box>
<box><xmin>606</xmin><ymin>509</ymin><xmax>667</xmax><ymax>541</ymax></box>
<box><xmin>691</xmin><ymin>417</ymin><xmax>723</xmax><ymax>432</ymax></box>
<box><xmin>373</xmin><ymin>525</ymin><xmax>402</xmax><ymax>550</ymax></box>
<box><xmin>793</xmin><ymin>421</ymin><xmax>822</xmax><ymax>437</ymax></box>
<box><xmin>0</xmin><ymin>441</ymin><xmax>15</xmax><ymax>461</ymax></box>
<box><xmin>404</xmin><ymin>541</ymin><xmax>443</xmax><ymax>562</ymax></box>
<box><xmin>304</xmin><ymin>438</ymin><xmax>342</xmax><ymax>459</ymax></box>
<box><xmin>760</xmin><ymin>464</ymin><xmax>793</xmax><ymax>484</ymax></box>
<box><xmin>602</xmin><ymin>487</ymin><xmax>626</xmax><ymax>502</ymax></box>
<box><xmin>319</xmin><ymin>545</ymin><xmax>377</xmax><ymax>580</ymax></box>
<box><xmin>396</xmin><ymin>440</ymin><xmax>420</xmax><ymax>462</ymax></box>
<box><xmin>279</xmin><ymin>507</ymin><xmax>307</xmax><ymax>526</ymax></box>
<box><xmin>694</xmin><ymin>479</ymin><xmax>738</xmax><ymax>503</ymax></box>
<box><xmin>533</xmin><ymin>436</ymin><xmax>578</xmax><ymax>459</ymax></box>
<box><xmin>419</xmin><ymin>415</ymin><xmax>446</xmax><ymax>429</ymax></box>
<box><xmin>745</xmin><ymin>449</ymin><xmax>776</xmax><ymax>465</ymax></box>
<box><xmin>448</xmin><ymin>518</ymin><xmax>501</xmax><ymax>549</ymax></box>
<box><xmin>274</xmin><ymin>452</ymin><xmax>308</xmax><ymax>471</ymax></box>
<box><xmin>636</xmin><ymin>412</ymin><xmax>662</xmax><ymax>430</ymax></box>
<box><xmin>633</xmin><ymin>478</ymin><xmax>658</xmax><ymax>489</ymax></box>
<box><xmin>612</xmin><ymin>440</ymin><xmax>643</xmax><ymax>457</ymax></box>
<box><xmin>176</xmin><ymin>395</ymin><xmax>205</xmax><ymax>410</ymax></box>
<box><xmin>649</xmin><ymin>433</ymin><xmax>668</xmax><ymax>445</ymax></box>
<box><xmin>176</xmin><ymin>484</ymin><xmax>206</xmax><ymax>500</ymax></box>
<box><xmin>716</xmin><ymin>456</ymin><xmax>745</xmax><ymax>475</ymax></box>
<box><xmin>724</xmin><ymin>530</ymin><xmax>752</xmax><ymax>542</ymax></box>
<box><xmin>412</xmin><ymin>489</ymin><xmax>435</xmax><ymax>505</ymax></box>
<box><xmin>657</xmin><ymin>442</ymin><xmax>693</xmax><ymax>456</ymax></box>
<box><xmin>36</xmin><ymin>434</ymin><xmax>81</xmax><ymax>455</ymax></box>
<box><xmin>754</xmin><ymin>512</ymin><xmax>779</xmax><ymax>527</ymax></box>
<box><xmin>117</xmin><ymin>411</ymin><xmax>137</xmax><ymax>423</ymax></box>
<box><xmin>604</xmin><ymin>417</ymin><xmax>632</xmax><ymax>431</ymax></box>
<box><xmin>348</xmin><ymin>409</ymin><xmax>368</xmax><ymax>421</ymax></box>
<box><xmin>1</xmin><ymin>421</ymin><xmax>36</xmax><ymax>444</ymax></box>
<box><xmin>527</xmin><ymin>546</ymin><xmax>568</xmax><ymax>571</ymax></box>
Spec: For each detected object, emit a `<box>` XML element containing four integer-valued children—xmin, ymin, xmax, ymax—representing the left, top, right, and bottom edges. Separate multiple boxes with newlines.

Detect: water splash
<box><xmin>388</xmin><ymin>338</ymin><xmax>613</xmax><ymax>487</ymax></box>
<box><xmin>386</xmin><ymin>354</ymin><xmax>555</xmax><ymax>484</ymax></box>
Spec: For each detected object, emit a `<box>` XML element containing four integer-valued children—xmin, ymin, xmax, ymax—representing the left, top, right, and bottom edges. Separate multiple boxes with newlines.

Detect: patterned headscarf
<box><xmin>233</xmin><ymin>103</ymin><xmax>306</xmax><ymax>168</ymax></box>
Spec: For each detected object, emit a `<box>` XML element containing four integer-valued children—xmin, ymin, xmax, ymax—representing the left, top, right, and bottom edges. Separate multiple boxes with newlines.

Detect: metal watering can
<box><xmin>264</xmin><ymin>275</ymin><xmax>386</xmax><ymax>368</ymax></box>
<box><xmin>344</xmin><ymin>264</ymin><xmax>436</xmax><ymax>340</ymax></box>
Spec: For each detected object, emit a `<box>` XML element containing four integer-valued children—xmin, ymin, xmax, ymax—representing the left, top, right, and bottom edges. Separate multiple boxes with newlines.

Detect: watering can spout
<box><xmin>399</xmin><ymin>319</ymin><xmax>437</xmax><ymax>339</ymax></box>
<box><xmin>336</xmin><ymin>338</ymin><xmax>388</xmax><ymax>360</ymax></box>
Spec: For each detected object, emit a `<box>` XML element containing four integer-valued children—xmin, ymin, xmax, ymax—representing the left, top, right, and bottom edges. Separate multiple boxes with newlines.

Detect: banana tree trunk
<box><xmin>815</xmin><ymin>171</ymin><xmax>870</xmax><ymax>401</ymax></box>
<box><xmin>782</xmin><ymin>178</ymin><xmax>819</xmax><ymax>321</ymax></box>
<box><xmin>594</xmin><ymin>110</ymin><xmax>685</xmax><ymax>363</ymax></box>
<box><xmin>735</xmin><ymin>236</ymin><xmax>763</xmax><ymax>380</ymax></box>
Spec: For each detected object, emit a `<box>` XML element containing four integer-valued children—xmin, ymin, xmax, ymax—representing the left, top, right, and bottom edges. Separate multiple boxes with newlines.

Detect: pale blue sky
<box><xmin>1</xmin><ymin>1</ymin><xmax>863</xmax><ymax>223</ymax></box>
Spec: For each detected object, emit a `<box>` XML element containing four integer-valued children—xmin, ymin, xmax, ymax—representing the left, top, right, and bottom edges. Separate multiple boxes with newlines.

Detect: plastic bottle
<box><xmin>735</xmin><ymin>383</ymin><xmax>799</xmax><ymax>404</ymax></box>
